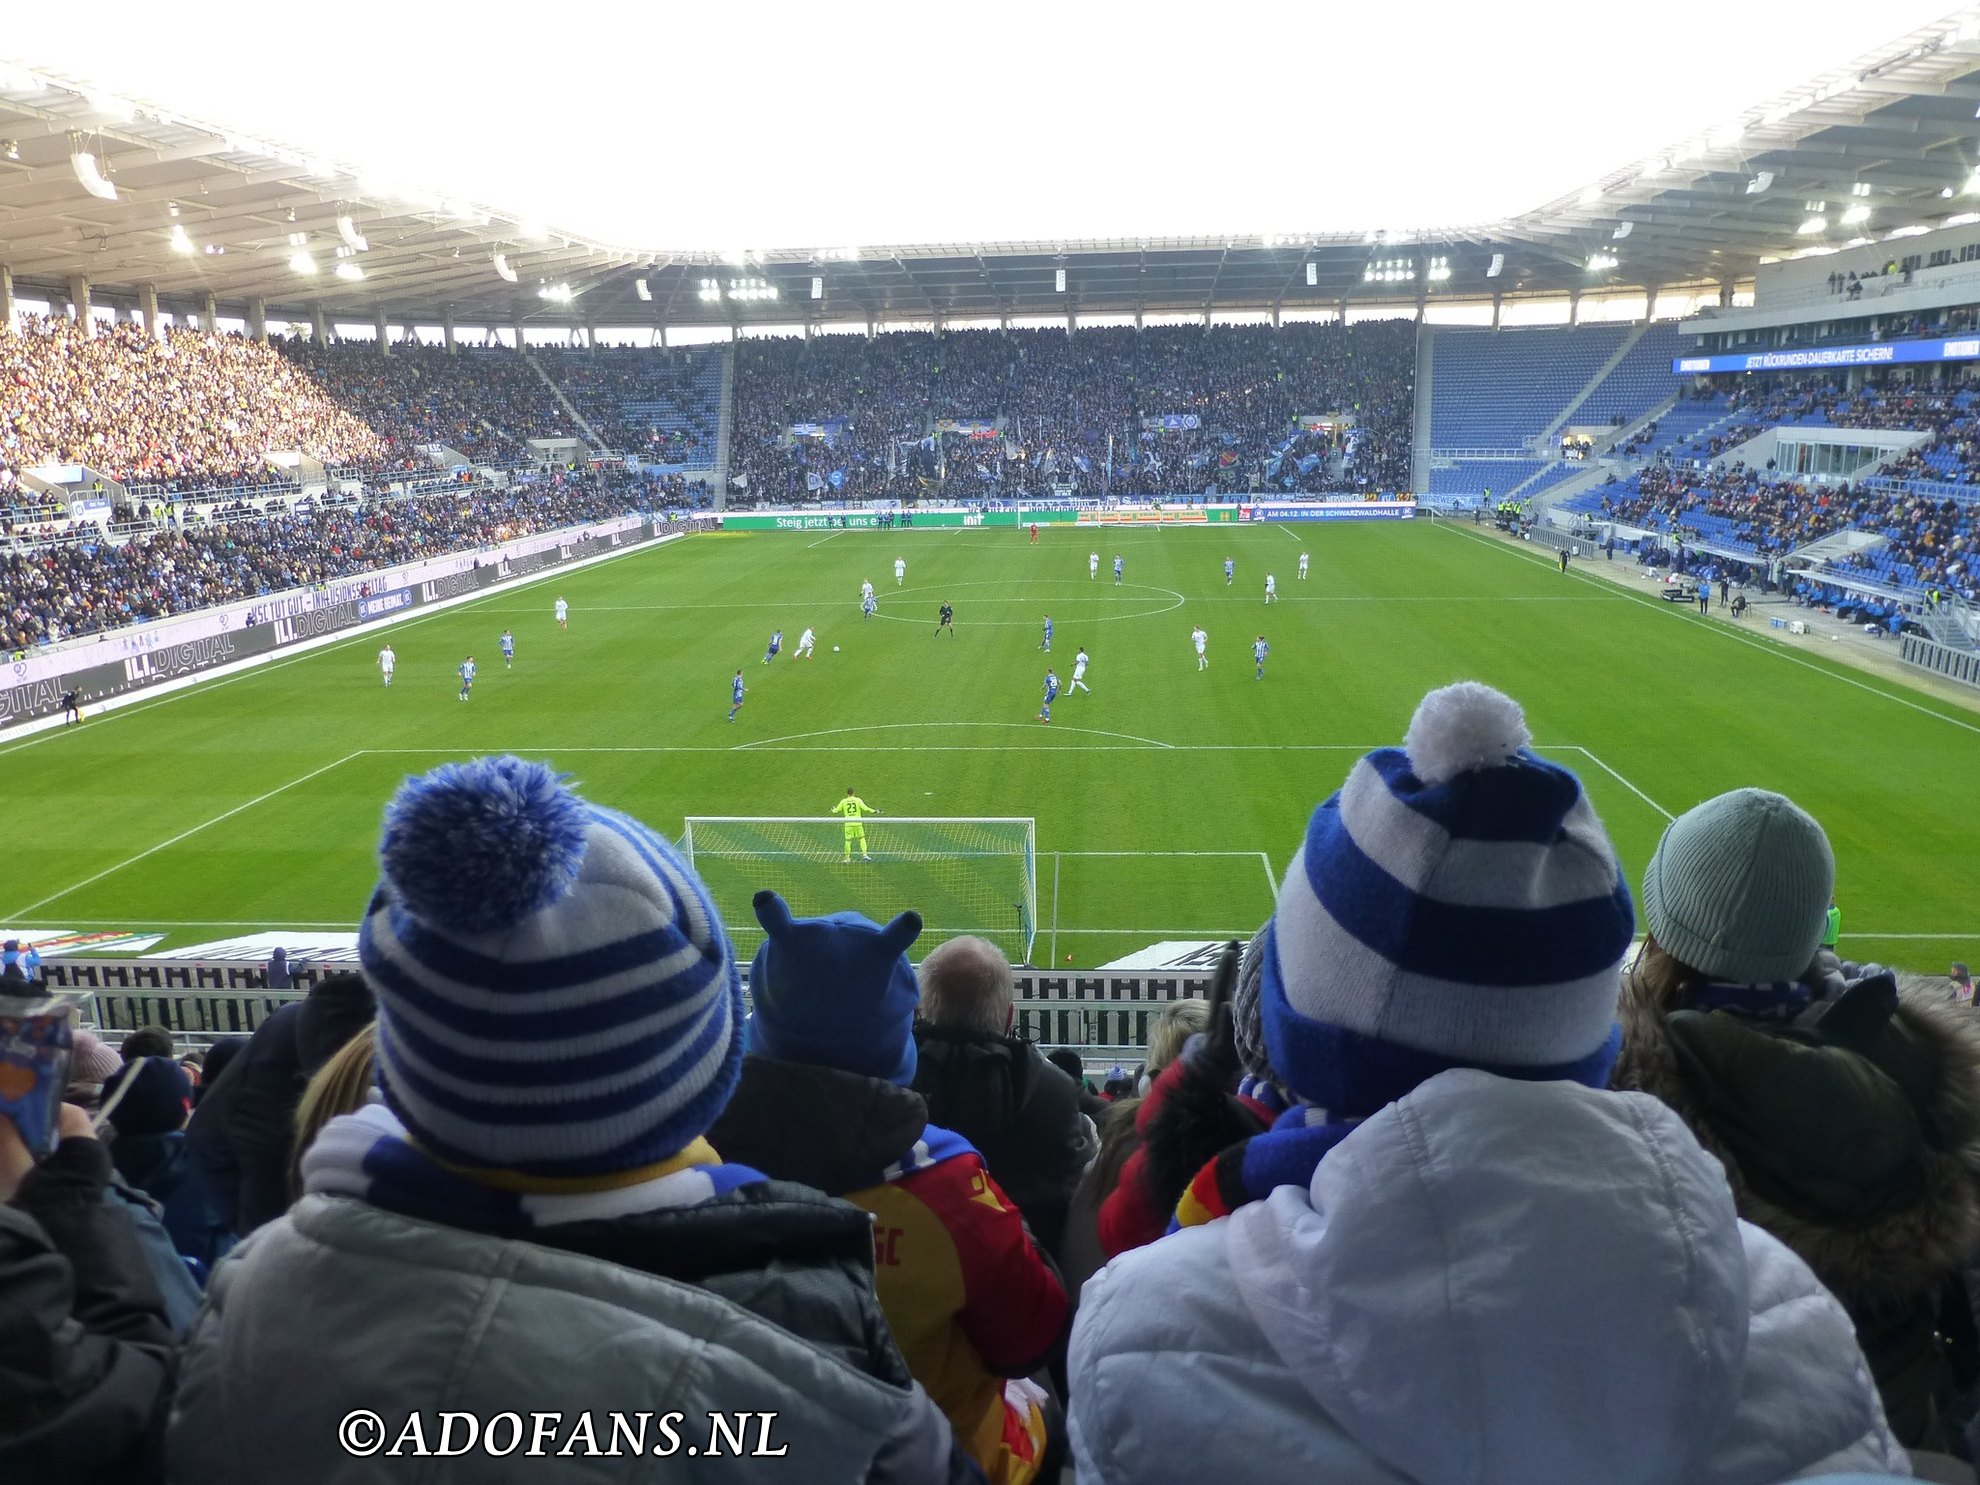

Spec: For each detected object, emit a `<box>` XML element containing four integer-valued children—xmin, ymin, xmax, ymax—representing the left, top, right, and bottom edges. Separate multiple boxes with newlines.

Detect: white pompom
<box><xmin>1404</xmin><ymin>682</ymin><xmax>1531</xmax><ymax>786</ymax></box>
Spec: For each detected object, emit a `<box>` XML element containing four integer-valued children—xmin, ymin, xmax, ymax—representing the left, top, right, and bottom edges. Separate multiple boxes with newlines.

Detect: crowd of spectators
<box><xmin>275</xmin><ymin>341</ymin><xmax>579</xmax><ymax>467</ymax></box>
<box><xmin>1</xmin><ymin>317</ymin><xmax>386</xmax><ymax>492</ymax></box>
<box><xmin>730</xmin><ymin>322</ymin><xmax>1414</xmax><ymax>504</ymax></box>
<box><xmin>8</xmin><ymin>682</ymin><xmax>1973</xmax><ymax>1481</ymax></box>
<box><xmin>0</xmin><ymin>469</ymin><xmax>672</xmax><ymax>651</ymax></box>
<box><xmin>534</xmin><ymin>345</ymin><xmax>721</xmax><ymax>467</ymax></box>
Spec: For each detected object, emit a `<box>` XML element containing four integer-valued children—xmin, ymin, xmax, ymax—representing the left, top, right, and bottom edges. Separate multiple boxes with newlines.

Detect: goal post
<box><xmin>681</xmin><ymin>816</ymin><xmax>1037</xmax><ymax>966</ymax></box>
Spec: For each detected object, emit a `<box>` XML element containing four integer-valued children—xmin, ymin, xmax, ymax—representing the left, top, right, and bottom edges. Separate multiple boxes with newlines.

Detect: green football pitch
<box><xmin>2</xmin><ymin>519</ymin><xmax>1975</xmax><ymax>973</ymax></box>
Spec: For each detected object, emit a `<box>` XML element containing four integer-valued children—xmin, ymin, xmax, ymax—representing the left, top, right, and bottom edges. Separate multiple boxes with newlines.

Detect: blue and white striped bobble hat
<box><xmin>358</xmin><ymin>756</ymin><xmax>743</xmax><ymax>1180</ymax></box>
<box><xmin>1263</xmin><ymin>681</ymin><xmax>1635</xmax><ymax>1120</ymax></box>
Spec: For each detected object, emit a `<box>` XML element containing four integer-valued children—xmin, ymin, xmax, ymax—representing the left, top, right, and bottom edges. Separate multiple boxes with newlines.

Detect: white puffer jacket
<box><xmin>1070</xmin><ymin>1069</ymin><xmax>1908</xmax><ymax>1485</ymax></box>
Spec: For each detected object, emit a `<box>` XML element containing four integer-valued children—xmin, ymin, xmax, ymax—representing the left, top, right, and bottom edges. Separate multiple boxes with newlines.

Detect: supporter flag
<box><xmin>806</xmin><ymin>472</ymin><xmax>825</xmax><ymax>492</ymax></box>
<box><xmin>828</xmin><ymin>469</ymin><xmax>847</xmax><ymax>490</ymax></box>
<box><xmin>1297</xmin><ymin>453</ymin><xmax>1322</xmax><ymax>476</ymax></box>
<box><xmin>1218</xmin><ymin>450</ymin><xmax>1239</xmax><ymax>467</ymax></box>
<box><xmin>1073</xmin><ymin>454</ymin><xmax>1092</xmax><ymax>475</ymax></box>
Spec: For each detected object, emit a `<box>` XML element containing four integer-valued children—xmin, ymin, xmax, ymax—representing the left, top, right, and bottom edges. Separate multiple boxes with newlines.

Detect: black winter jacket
<box><xmin>0</xmin><ymin>1138</ymin><xmax>174</xmax><ymax>1484</ymax></box>
<box><xmin>910</xmin><ymin>1025</ymin><xmax>1094</xmax><ymax>1256</ymax></box>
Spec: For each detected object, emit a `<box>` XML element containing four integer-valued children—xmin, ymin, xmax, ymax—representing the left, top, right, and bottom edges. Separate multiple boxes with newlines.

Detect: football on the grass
<box><xmin>833</xmin><ymin>645</ymin><xmax>841</xmax><ymax>652</ymax></box>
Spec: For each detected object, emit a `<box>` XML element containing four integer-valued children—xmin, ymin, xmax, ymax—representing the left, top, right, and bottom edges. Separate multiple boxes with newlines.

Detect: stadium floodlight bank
<box><xmin>682</xmin><ymin>816</ymin><xmax>1037</xmax><ymax>965</ymax></box>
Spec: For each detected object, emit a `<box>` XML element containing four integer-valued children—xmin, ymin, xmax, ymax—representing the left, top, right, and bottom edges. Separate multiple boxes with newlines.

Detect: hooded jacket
<box><xmin>1615</xmin><ymin>971</ymin><xmax>1980</xmax><ymax>1447</ymax></box>
<box><xmin>709</xmin><ymin>1056</ymin><xmax>1068</xmax><ymax>1485</ymax></box>
<box><xmin>168</xmin><ymin>1184</ymin><xmax>975</xmax><ymax>1485</ymax></box>
<box><xmin>911</xmin><ymin>1025</ymin><xmax>1095</xmax><ymax>1257</ymax></box>
<box><xmin>1070</xmin><ymin>1070</ymin><xmax>1904</xmax><ymax>1485</ymax></box>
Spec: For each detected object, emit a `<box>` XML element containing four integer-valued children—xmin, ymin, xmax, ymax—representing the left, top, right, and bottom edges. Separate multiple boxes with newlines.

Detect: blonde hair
<box><xmin>1144</xmin><ymin>997</ymin><xmax>1210</xmax><ymax>1079</ymax></box>
<box><xmin>289</xmin><ymin>1024</ymin><xmax>378</xmax><ymax>1200</ymax></box>
<box><xmin>1622</xmin><ymin>938</ymin><xmax>1704</xmax><ymax>1015</ymax></box>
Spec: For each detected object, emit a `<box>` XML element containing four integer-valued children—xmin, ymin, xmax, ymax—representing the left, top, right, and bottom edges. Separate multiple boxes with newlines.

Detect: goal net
<box><xmin>681</xmin><ymin>816</ymin><xmax>1037</xmax><ymax>966</ymax></box>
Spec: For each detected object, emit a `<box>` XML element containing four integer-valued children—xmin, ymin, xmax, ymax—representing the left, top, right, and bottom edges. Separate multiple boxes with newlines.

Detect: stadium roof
<box><xmin>8</xmin><ymin>17</ymin><xmax>1980</xmax><ymax>329</ymax></box>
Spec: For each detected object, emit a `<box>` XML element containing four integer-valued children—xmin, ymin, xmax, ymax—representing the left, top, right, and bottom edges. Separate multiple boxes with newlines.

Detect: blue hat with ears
<box><xmin>746</xmin><ymin>890</ymin><xmax>923</xmax><ymax>1085</ymax></box>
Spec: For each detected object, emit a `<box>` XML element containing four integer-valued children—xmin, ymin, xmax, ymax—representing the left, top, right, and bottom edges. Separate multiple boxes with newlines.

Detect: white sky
<box><xmin>8</xmin><ymin>1</ymin><xmax>1976</xmax><ymax>249</ymax></box>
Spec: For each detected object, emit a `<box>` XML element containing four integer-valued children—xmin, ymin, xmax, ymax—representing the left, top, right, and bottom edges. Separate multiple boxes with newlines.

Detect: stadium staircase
<box><xmin>712</xmin><ymin>346</ymin><xmax>736</xmax><ymax>509</ymax></box>
<box><xmin>519</xmin><ymin>349</ymin><xmax>612</xmax><ymax>456</ymax></box>
<box><xmin>1538</xmin><ymin>323</ymin><xmax>1655</xmax><ymax>445</ymax></box>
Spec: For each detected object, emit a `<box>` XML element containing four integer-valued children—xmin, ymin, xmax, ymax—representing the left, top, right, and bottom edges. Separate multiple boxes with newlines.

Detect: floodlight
<box><xmin>1486</xmin><ymin>253</ymin><xmax>1504</xmax><ymax>279</ymax></box>
<box><xmin>1796</xmin><ymin>216</ymin><xmax>1826</xmax><ymax>235</ymax></box>
<box><xmin>70</xmin><ymin>151</ymin><xmax>116</xmax><ymax>201</ymax></box>
<box><xmin>493</xmin><ymin>252</ymin><xmax>519</xmax><ymax>283</ymax></box>
<box><xmin>288</xmin><ymin>231</ymin><xmax>309</xmax><ymax>247</ymax></box>
<box><xmin>337</xmin><ymin>215</ymin><xmax>368</xmax><ymax>252</ymax></box>
<box><xmin>1841</xmin><ymin>203</ymin><xmax>1870</xmax><ymax>226</ymax></box>
<box><xmin>1</xmin><ymin>140</ymin><xmax>17</xmax><ymax>162</ymax></box>
<box><xmin>288</xmin><ymin>250</ymin><xmax>317</xmax><ymax>275</ymax></box>
<box><xmin>1744</xmin><ymin>172</ymin><xmax>1773</xmax><ymax>195</ymax></box>
<box><xmin>1851</xmin><ymin>182</ymin><xmax>1872</xmax><ymax>197</ymax></box>
<box><xmin>169</xmin><ymin>224</ymin><xmax>194</xmax><ymax>255</ymax></box>
<box><xmin>538</xmin><ymin>283</ymin><xmax>574</xmax><ymax>303</ymax></box>
<box><xmin>1055</xmin><ymin>268</ymin><xmax>1066</xmax><ymax>293</ymax></box>
<box><xmin>1585</xmin><ymin>251</ymin><xmax>1619</xmax><ymax>272</ymax></box>
<box><xmin>1426</xmin><ymin>256</ymin><xmax>1451</xmax><ymax>283</ymax></box>
<box><xmin>812</xmin><ymin>276</ymin><xmax>823</xmax><ymax>300</ymax></box>
<box><xmin>1945</xmin><ymin>212</ymin><xmax>1980</xmax><ymax>228</ymax></box>
<box><xmin>1305</xmin><ymin>262</ymin><xmax>1317</xmax><ymax>286</ymax></box>
<box><xmin>335</xmin><ymin>262</ymin><xmax>364</xmax><ymax>281</ymax></box>
<box><xmin>635</xmin><ymin>277</ymin><xmax>652</xmax><ymax>301</ymax></box>
<box><xmin>1612</xmin><ymin>222</ymin><xmax>1634</xmax><ymax>240</ymax></box>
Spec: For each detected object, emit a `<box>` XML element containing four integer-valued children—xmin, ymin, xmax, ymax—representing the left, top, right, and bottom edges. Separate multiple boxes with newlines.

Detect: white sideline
<box><xmin>0</xmin><ymin>530</ymin><xmax>688</xmax><ymax>755</ymax></box>
<box><xmin>1428</xmin><ymin>518</ymin><xmax>1980</xmax><ymax>739</ymax></box>
<box><xmin>8</xmin><ymin>752</ymin><xmax>364</xmax><ymax>919</ymax></box>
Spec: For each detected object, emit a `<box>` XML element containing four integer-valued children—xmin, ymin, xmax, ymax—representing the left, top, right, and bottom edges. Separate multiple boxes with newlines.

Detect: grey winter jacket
<box><xmin>167</xmin><ymin>1192</ymin><xmax>973</xmax><ymax>1484</ymax></box>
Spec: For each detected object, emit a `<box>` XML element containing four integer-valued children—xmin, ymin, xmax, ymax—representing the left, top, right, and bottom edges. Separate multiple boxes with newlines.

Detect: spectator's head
<box><xmin>1262</xmin><ymin>681</ymin><xmax>1635</xmax><ymax>1119</ymax></box>
<box><xmin>198</xmin><ymin>1034</ymin><xmax>249</xmax><ymax>1099</ymax></box>
<box><xmin>746</xmin><ymin>890</ymin><xmax>922</xmax><ymax>1085</ymax></box>
<box><xmin>1144</xmin><ymin>999</ymin><xmax>1210</xmax><ymax>1083</ymax></box>
<box><xmin>1635</xmin><ymin>788</ymin><xmax>1835</xmax><ymax>1006</ymax></box>
<box><xmin>120</xmin><ymin>1025</ymin><xmax>175</xmax><ymax>1062</ymax></box>
<box><xmin>1953</xmin><ymin>961</ymin><xmax>1972</xmax><ymax>989</ymax></box>
<box><xmin>291</xmin><ymin>1023</ymin><xmax>378</xmax><ymax>1198</ymax></box>
<box><xmin>65</xmin><ymin>1028</ymin><xmax>123</xmax><ymax>1100</ymax></box>
<box><xmin>357</xmin><ymin>755</ymin><xmax>743</xmax><ymax>1178</ymax></box>
<box><xmin>101</xmin><ymin>1056</ymin><xmax>194</xmax><ymax>1137</ymax></box>
<box><xmin>917</xmin><ymin>934</ymin><xmax>1015</xmax><ymax>1038</ymax></box>
<box><xmin>1232</xmin><ymin>929</ymin><xmax>1273</xmax><ymax>1081</ymax></box>
<box><xmin>1045</xmin><ymin>1048</ymin><xmax>1089</xmax><ymax>1088</ymax></box>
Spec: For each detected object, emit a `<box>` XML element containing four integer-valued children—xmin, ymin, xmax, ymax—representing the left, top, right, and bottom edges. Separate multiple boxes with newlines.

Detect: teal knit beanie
<box><xmin>1641</xmin><ymin>788</ymin><xmax>1835</xmax><ymax>985</ymax></box>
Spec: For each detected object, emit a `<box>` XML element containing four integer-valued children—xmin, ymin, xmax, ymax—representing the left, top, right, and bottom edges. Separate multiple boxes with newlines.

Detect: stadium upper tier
<box><xmin>731</xmin><ymin>321</ymin><xmax>1415</xmax><ymax>502</ymax></box>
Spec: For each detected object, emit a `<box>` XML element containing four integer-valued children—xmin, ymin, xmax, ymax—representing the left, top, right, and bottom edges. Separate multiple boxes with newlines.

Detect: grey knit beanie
<box><xmin>1233</xmin><ymin>927</ymin><xmax>1271</xmax><ymax>1079</ymax></box>
<box><xmin>1641</xmin><ymin>788</ymin><xmax>1835</xmax><ymax>985</ymax></box>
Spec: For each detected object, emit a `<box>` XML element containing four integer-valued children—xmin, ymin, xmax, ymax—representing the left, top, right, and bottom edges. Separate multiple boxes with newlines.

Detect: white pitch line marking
<box><xmin>1259</xmin><ymin>851</ymin><xmax>1280</xmax><ymax>898</ymax></box>
<box><xmin>5</xmin><ymin>752</ymin><xmax>364</xmax><ymax>919</ymax></box>
<box><xmin>731</xmin><ymin>721</ymin><xmax>1178</xmax><ymax>751</ymax></box>
<box><xmin>1429</xmin><ymin>519</ymin><xmax>1980</xmax><ymax>738</ymax></box>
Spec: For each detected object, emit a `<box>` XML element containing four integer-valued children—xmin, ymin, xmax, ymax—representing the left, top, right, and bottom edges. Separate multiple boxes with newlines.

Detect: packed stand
<box><xmin>14</xmin><ymin>677</ymin><xmax>1975</xmax><ymax>1481</ymax></box>
<box><xmin>1</xmin><ymin>317</ymin><xmax>386</xmax><ymax>491</ymax></box>
<box><xmin>275</xmin><ymin>342</ymin><xmax>579</xmax><ymax>467</ymax></box>
<box><xmin>0</xmin><ymin>470</ymin><xmax>668</xmax><ymax>651</ymax></box>
<box><xmin>730</xmin><ymin>322</ymin><xmax>1414</xmax><ymax>504</ymax></box>
<box><xmin>535</xmin><ymin>346</ymin><xmax>722</xmax><ymax>467</ymax></box>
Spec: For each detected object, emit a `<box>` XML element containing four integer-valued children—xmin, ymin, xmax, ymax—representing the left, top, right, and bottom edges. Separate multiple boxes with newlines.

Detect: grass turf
<box><xmin>2</xmin><ymin>519</ymin><xmax>1975</xmax><ymax>973</ymax></box>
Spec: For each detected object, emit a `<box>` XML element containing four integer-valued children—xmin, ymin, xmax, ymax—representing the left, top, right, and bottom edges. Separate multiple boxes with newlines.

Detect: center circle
<box><xmin>868</xmin><ymin>579</ymin><xmax>1186</xmax><ymax>626</ymax></box>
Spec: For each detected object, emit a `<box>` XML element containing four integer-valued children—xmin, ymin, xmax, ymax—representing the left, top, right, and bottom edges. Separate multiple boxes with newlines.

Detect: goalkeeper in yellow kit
<box><xmin>832</xmin><ymin>788</ymin><xmax>881</xmax><ymax>863</ymax></box>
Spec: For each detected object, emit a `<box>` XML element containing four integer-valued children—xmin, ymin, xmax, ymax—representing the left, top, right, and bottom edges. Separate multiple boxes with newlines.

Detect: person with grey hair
<box><xmin>911</xmin><ymin>936</ymin><xmax>1095</xmax><ymax>1257</ymax></box>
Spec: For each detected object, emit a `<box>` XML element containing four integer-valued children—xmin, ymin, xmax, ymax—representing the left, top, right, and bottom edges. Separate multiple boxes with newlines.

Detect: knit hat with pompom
<box><xmin>357</xmin><ymin>755</ymin><xmax>743</xmax><ymax>1179</ymax></box>
<box><xmin>1262</xmin><ymin>681</ymin><xmax>1636</xmax><ymax>1120</ymax></box>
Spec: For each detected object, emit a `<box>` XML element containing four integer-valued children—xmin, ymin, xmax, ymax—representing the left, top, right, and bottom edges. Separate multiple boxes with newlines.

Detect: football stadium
<box><xmin>4</xmin><ymin>5</ymin><xmax>1980</xmax><ymax>1480</ymax></box>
